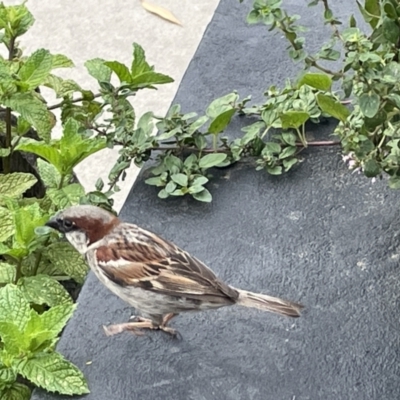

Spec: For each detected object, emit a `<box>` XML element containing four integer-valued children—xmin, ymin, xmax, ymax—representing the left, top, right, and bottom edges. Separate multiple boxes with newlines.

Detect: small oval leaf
<box><xmin>199</xmin><ymin>153</ymin><xmax>227</xmax><ymax>169</ymax></box>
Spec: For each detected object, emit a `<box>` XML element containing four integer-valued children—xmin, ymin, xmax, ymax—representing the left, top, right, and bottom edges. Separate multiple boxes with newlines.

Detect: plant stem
<box><xmin>90</xmin><ymin>125</ymin><xmax>108</xmax><ymax>136</ymax></box>
<box><xmin>377</xmin><ymin>133</ymin><xmax>386</xmax><ymax>149</ymax></box>
<box><xmin>156</xmin><ymin>146</ymin><xmax>230</xmax><ymax>153</ymax></box>
<box><xmin>298</xmin><ymin>140</ymin><xmax>340</xmax><ymax>146</ymax></box>
<box><xmin>308</xmin><ymin>57</ymin><xmax>343</xmax><ymax>78</ymax></box>
<box><xmin>3</xmin><ymin>36</ymin><xmax>16</xmax><ymax>174</ymax></box>
<box><xmin>47</xmin><ymin>93</ymin><xmax>102</xmax><ymax>111</ymax></box>
<box><xmin>108</xmin><ymin>168</ymin><xmax>125</xmax><ymax>192</ymax></box>
<box><xmin>3</xmin><ymin>108</ymin><xmax>12</xmax><ymax>174</ymax></box>
<box><xmin>320</xmin><ymin>0</ymin><xmax>343</xmax><ymax>42</ymax></box>
<box><xmin>14</xmin><ymin>259</ymin><xmax>23</xmax><ymax>284</ymax></box>
<box><xmin>212</xmin><ymin>134</ymin><xmax>218</xmax><ymax>152</ymax></box>
<box><xmin>296</xmin><ymin>127</ymin><xmax>307</xmax><ymax>148</ymax></box>
<box><xmin>157</xmin><ymin>141</ymin><xmax>340</xmax><ymax>153</ymax></box>
<box><xmin>302</xmin><ymin>124</ymin><xmax>308</xmax><ymax>148</ymax></box>
<box><xmin>261</xmin><ymin>126</ymin><xmax>271</xmax><ymax>139</ymax></box>
<box><xmin>58</xmin><ymin>174</ymin><xmax>65</xmax><ymax>189</ymax></box>
<box><xmin>32</xmin><ymin>237</ymin><xmax>50</xmax><ymax>276</ymax></box>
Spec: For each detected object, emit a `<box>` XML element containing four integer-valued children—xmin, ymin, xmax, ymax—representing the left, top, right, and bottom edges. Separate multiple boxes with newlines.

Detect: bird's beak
<box><xmin>45</xmin><ymin>216</ymin><xmax>61</xmax><ymax>232</ymax></box>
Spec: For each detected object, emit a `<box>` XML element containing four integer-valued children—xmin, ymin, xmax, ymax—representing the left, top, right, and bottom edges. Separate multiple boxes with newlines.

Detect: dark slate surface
<box><xmin>34</xmin><ymin>1</ymin><xmax>400</xmax><ymax>399</ymax></box>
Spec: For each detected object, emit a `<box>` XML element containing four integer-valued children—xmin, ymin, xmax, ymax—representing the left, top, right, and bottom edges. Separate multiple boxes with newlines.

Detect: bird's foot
<box><xmin>103</xmin><ymin>314</ymin><xmax>181</xmax><ymax>338</ymax></box>
<box><xmin>159</xmin><ymin>313</ymin><xmax>181</xmax><ymax>338</ymax></box>
<box><xmin>103</xmin><ymin>320</ymin><xmax>154</xmax><ymax>337</ymax></box>
<box><xmin>129</xmin><ymin>315</ymin><xmax>151</xmax><ymax>322</ymax></box>
<box><xmin>159</xmin><ymin>325</ymin><xmax>181</xmax><ymax>338</ymax></box>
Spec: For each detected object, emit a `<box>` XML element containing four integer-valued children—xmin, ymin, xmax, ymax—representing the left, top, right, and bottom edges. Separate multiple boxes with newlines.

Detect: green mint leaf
<box><xmin>131</xmin><ymin>43</ymin><xmax>152</xmax><ymax>76</ymax></box>
<box><xmin>0</xmin><ymin>208</ymin><xmax>14</xmax><ymax>242</ymax></box>
<box><xmin>0</xmin><ymin>262</ymin><xmax>16</xmax><ymax>284</ymax></box>
<box><xmin>0</xmin><ymin>365</ymin><xmax>17</xmax><ymax>391</ymax></box>
<box><xmin>130</xmin><ymin>72</ymin><xmax>173</xmax><ymax>89</ymax></box>
<box><xmin>18</xmin><ymin>49</ymin><xmax>52</xmax><ymax>89</ymax></box>
<box><xmin>37</xmin><ymin>303</ymin><xmax>76</xmax><ymax>337</ymax></box>
<box><xmin>46</xmin><ymin>242</ymin><xmax>89</xmax><ymax>284</ymax></box>
<box><xmin>47</xmin><ymin>183</ymin><xmax>85</xmax><ymax>208</ymax></box>
<box><xmin>13</xmin><ymin>203</ymin><xmax>49</xmax><ymax>249</ymax></box>
<box><xmin>18</xmin><ymin>275</ymin><xmax>72</xmax><ymax>307</ymax></box>
<box><xmin>51</xmin><ymin>54</ymin><xmax>74</xmax><ymax>69</ymax></box>
<box><xmin>104</xmin><ymin>61</ymin><xmax>132</xmax><ymax>83</ymax></box>
<box><xmin>0</xmin><ymin>321</ymin><xmax>27</xmax><ymax>354</ymax></box>
<box><xmin>2</xmin><ymin>3</ymin><xmax>34</xmax><ymax>37</ymax></box>
<box><xmin>266</xmin><ymin>165</ymin><xmax>283</xmax><ymax>175</ymax></box>
<box><xmin>1</xmin><ymin>382</ymin><xmax>30</xmax><ymax>400</ymax></box>
<box><xmin>16</xmin><ymin>139</ymin><xmax>62</xmax><ymax>172</ymax></box>
<box><xmin>15</xmin><ymin>352</ymin><xmax>89</xmax><ymax>395</ymax></box>
<box><xmin>3</xmin><ymin>93</ymin><xmax>55</xmax><ymax>141</ymax></box>
<box><xmin>36</xmin><ymin>159</ymin><xmax>61</xmax><ymax>189</ymax></box>
<box><xmin>0</xmin><ymin>173</ymin><xmax>37</xmax><ymax>199</ymax></box>
<box><xmin>85</xmin><ymin>58</ymin><xmax>112</xmax><ymax>82</ymax></box>
<box><xmin>0</xmin><ymin>285</ymin><xmax>30</xmax><ymax>331</ymax></box>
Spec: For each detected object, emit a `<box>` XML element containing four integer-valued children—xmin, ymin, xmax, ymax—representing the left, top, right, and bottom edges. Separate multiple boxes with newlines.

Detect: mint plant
<box><xmin>0</xmin><ymin>285</ymin><xmax>88</xmax><ymax>398</ymax></box>
<box><xmin>0</xmin><ymin>1</ymin><xmax>174</xmax><ymax>397</ymax></box>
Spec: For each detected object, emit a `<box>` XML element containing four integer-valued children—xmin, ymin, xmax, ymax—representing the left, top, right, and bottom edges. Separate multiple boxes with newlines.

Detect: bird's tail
<box><xmin>235</xmin><ymin>289</ymin><xmax>303</xmax><ymax>318</ymax></box>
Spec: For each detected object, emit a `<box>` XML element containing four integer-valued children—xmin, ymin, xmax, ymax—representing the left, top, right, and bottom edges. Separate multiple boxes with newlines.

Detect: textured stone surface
<box><xmin>33</xmin><ymin>1</ymin><xmax>400</xmax><ymax>399</ymax></box>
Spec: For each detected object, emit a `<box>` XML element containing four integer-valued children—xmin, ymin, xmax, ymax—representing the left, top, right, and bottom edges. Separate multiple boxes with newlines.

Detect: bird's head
<box><xmin>46</xmin><ymin>205</ymin><xmax>120</xmax><ymax>254</ymax></box>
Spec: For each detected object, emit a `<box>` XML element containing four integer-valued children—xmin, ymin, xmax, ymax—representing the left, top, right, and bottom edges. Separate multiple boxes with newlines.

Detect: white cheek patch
<box><xmin>65</xmin><ymin>231</ymin><xmax>89</xmax><ymax>254</ymax></box>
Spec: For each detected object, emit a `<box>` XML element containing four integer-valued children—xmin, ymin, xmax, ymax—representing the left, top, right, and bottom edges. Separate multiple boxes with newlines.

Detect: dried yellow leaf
<box><xmin>140</xmin><ymin>0</ymin><xmax>182</xmax><ymax>26</ymax></box>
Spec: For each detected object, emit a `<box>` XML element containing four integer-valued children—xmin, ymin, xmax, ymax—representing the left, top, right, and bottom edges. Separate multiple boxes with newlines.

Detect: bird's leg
<box><xmin>162</xmin><ymin>313</ymin><xmax>177</xmax><ymax>326</ymax></box>
<box><xmin>129</xmin><ymin>315</ymin><xmax>153</xmax><ymax>323</ymax></box>
<box><xmin>103</xmin><ymin>320</ymin><xmax>157</xmax><ymax>337</ymax></box>
<box><xmin>159</xmin><ymin>313</ymin><xmax>180</xmax><ymax>337</ymax></box>
<box><xmin>103</xmin><ymin>313</ymin><xmax>180</xmax><ymax>338</ymax></box>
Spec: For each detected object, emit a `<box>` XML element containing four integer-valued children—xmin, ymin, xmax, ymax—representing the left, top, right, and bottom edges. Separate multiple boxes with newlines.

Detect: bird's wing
<box><xmin>93</xmin><ymin>224</ymin><xmax>238</xmax><ymax>302</ymax></box>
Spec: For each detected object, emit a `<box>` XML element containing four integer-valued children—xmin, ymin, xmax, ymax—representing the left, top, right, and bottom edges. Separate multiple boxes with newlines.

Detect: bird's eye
<box><xmin>62</xmin><ymin>219</ymin><xmax>74</xmax><ymax>231</ymax></box>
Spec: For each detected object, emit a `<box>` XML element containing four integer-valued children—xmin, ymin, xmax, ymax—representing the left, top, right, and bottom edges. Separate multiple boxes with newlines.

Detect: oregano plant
<box><xmin>241</xmin><ymin>0</ymin><xmax>400</xmax><ymax>188</ymax></box>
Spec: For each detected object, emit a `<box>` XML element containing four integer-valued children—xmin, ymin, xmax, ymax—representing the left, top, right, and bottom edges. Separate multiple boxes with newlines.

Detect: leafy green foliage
<box><xmin>0</xmin><ymin>285</ymin><xmax>88</xmax><ymax>396</ymax></box>
<box><xmin>16</xmin><ymin>353</ymin><xmax>88</xmax><ymax>396</ymax></box>
<box><xmin>1</xmin><ymin>382</ymin><xmax>31</xmax><ymax>400</ymax></box>
<box><xmin>243</xmin><ymin>0</ymin><xmax>400</xmax><ymax>188</ymax></box>
<box><xmin>18</xmin><ymin>275</ymin><xmax>72</xmax><ymax>307</ymax></box>
<box><xmin>0</xmin><ymin>173</ymin><xmax>37</xmax><ymax>201</ymax></box>
<box><xmin>45</xmin><ymin>242</ymin><xmax>89</xmax><ymax>284</ymax></box>
<box><xmin>0</xmin><ymin>3</ymin><xmax>176</xmax><ymax>397</ymax></box>
<box><xmin>16</xmin><ymin>118</ymin><xmax>106</xmax><ymax>177</ymax></box>
<box><xmin>2</xmin><ymin>0</ymin><xmax>400</xmax><ymax>396</ymax></box>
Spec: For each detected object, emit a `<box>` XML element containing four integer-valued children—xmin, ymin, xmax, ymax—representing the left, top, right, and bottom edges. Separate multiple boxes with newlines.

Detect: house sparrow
<box><xmin>46</xmin><ymin>205</ymin><xmax>303</xmax><ymax>337</ymax></box>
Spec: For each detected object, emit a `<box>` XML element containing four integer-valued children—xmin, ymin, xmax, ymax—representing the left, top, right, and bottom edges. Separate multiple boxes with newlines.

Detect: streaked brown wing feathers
<box><xmin>94</xmin><ymin>225</ymin><xmax>238</xmax><ymax>301</ymax></box>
